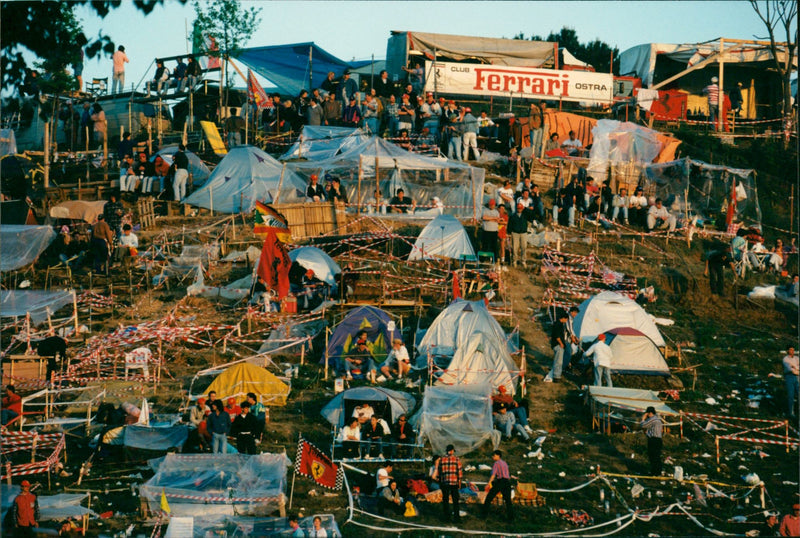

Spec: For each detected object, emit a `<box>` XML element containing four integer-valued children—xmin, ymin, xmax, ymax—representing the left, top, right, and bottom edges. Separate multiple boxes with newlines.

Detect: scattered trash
<box><xmin>573</xmin><ymin>440</ymin><xmax>583</xmax><ymax>446</ymax></box>
<box><xmin>534</xmin><ymin>436</ymin><xmax>547</xmax><ymax>446</ymax></box>
<box><xmin>744</xmin><ymin>473</ymin><xmax>761</xmax><ymax>485</ymax></box>
<box><xmin>631</xmin><ymin>484</ymin><xmax>644</xmax><ymax>498</ymax></box>
<box><xmin>704</xmin><ymin>397</ymin><xmax>718</xmax><ymax>405</ymax></box>
<box><xmin>558</xmin><ymin>472</ymin><xmax>566</xmax><ymax>477</ymax></box>
<box><xmin>478</xmin><ymin>464</ymin><xmax>492</xmax><ymax>471</ymax></box>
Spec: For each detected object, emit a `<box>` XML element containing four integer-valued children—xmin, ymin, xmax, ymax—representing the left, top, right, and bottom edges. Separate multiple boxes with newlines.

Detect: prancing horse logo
<box><xmin>311</xmin><ymin>460</ymin><xmax>326</xmax><ymax>480</ymax></box>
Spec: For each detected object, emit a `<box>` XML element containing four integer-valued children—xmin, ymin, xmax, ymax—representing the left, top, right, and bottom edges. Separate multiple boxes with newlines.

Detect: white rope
<box><xmin>537</xmin><ymin>475</ymin><xmax>602</xmax><ymax>493</ymax></box>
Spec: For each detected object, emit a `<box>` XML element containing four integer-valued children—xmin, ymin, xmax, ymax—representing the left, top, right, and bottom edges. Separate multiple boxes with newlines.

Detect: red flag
<box><xmin>295</xmin><ymin>438</ymin><xmax>341</xmax><ymax>490</ymax></box>
<box><xmin>725</xmin><ymin>178</ymin><xmax>737</xmax><ymax>230</ymax></box>
<box><xmin>256</xmin><ymin>230</ymin><xmax>291</xmax><ymax>300</ymax></box>
<box><xmin>247</xmin><ymin>69</ymin><xmax>270</xmax><ymax>110</ymax></box>
<box><xmin>452</xmin><ymin>271</ymin><xmax>461</xmax><ymax>300</ymax></box>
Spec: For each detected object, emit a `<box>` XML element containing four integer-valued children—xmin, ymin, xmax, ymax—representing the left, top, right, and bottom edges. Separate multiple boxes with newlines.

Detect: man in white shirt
<box><xmin>647</xmin><ymin>198</ymin><xmax>677</xmax><ymax>232</ymax></box>
<box><xmin>585</xmin><ymin>333</ymin><xmax>613</xmax><ymax>387</ymax></box>
<box><xmin>561</xmin><ymin>130</ymin><xmax>583</xmax><ymax>156</ymax></box>
<box><xmin>629</xmin><ymin>187</ymin><xmax>649</xmax><ymax>227</ymax></box>
<box><xmin>376</xmin><ymin>462</ymin><xmax>393</xmax><ymax>492</ymax></box>
<box><xmin>114</xmin><ymin>224</ymin><xmax>138</xmax><ymax>264</ymax></box>
<box><xmin>496</xmin><ymin>180</ymin><xmax>515</xmax><ymax>210</ymax></box>
<box><xmin>380</xmin><ymin>338</ymin><xmax>411</xmax><ymax>379</ymax></box>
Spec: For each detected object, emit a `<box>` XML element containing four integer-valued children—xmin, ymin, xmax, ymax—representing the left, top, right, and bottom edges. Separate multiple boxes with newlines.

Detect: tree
<box><xmin>1</xmin><ymin>0</ymin><xmax>186</xmax><ymax>92</ymax></box>
<box><xmin>191</xmin><ymin>0</ymin><xmax>262</xmax><ymax>66</ymax></box>
<box><xmin>749</xmin><ymin>0</ymin><xmax>797</xmax><ymax>119</ymax></box>
<box><xmin>512</xmin><ymin>27</ymin><xmax>619</xmax><ymax>74</ymax></box>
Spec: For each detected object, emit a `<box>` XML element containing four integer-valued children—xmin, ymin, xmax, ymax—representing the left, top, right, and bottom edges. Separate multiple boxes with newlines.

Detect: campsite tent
<box><xmin>323</xmin><ymin>306</ymin><xmax>400</xmax><ymax>371</ymax></box>
<box><xmin>0</xmin><ymin>225</ymin><xmax>57</xmax><ymax>272</ymax></box>
<box><xmin>153</xmin><ymin>145</ymin><xmax>212</xmax><ymax>186</ymax></box>
<box><xmin>205</xmin><ymin>363</ymin><xmax>290</xmax><ymax>406</ymax></box>
<box><xmin>601</xmin><ymin>327</ymin><xmax>670</xmax><ymax>376</ymax></box>
<box><xmin>416</xmin><ymin>300</ymin><xmax>519</xmax><ymax>394</ymax></box>
<box><xmin>288</xmin><ymin>246</ymin><xmax>341</xmax><ymax>287</ymax></box>
<box><xmin>414</xmin><ymin>383</ymin><xmax>495</xmax><ymax>456</ymax></box>
<box><xmin>183</xmin><ymin>146</ymin><xmax>306</xmax><ymax>213</ymax></box>
<box><xmin>279</xmin><ymin>126</ymin><xmax>369</xmax><ymax>161</ymax></box>
<box><xmin>408</xmin><ymin>214</ymin><xmax>476</xmax><ymax>261</ymax></box>
<box><xmin>573</xmin><ymin>291</ymin><xmax>665</xmax><ymax>347</ymax></box>
<box><xmin>321</xmin><ymin>386</ymin><xmax>415</xmax><ymax>428</ymax></box>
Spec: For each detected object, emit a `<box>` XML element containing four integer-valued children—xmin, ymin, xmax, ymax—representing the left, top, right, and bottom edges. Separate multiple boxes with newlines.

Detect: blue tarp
<box><xmin>236</xmin><ymin>42</ymin><xmax>351</xmax><ymax>96</ymax></box>
<box><xmin>323</xmin><ymin>306</ymin><xmax>400</xmax><ymax>370</ymax></box>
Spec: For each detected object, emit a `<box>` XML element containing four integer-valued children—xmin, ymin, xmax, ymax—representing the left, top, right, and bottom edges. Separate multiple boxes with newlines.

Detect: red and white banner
<box><xmin>425</xmin><ymin>61</ymin><xmax>614</xmax><ymax>103</ymax></box>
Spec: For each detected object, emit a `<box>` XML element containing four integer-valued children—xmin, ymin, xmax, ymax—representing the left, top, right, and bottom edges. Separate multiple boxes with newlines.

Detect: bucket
<box><xmin>674</xmin><ymin>466</ymin><xmax>684</xmax><ymax>481</ymax></box>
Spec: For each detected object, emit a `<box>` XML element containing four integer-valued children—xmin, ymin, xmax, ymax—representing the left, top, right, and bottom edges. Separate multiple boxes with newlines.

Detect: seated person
<box><xmin>352</xmin><ymin>403</ymin><xmax>374</xmax><ymax>424</ymax></box>
<box><xmin>768</xmin><ymin>239</ymin><xmax>787</xmax><ymax>272</ymax></box>
<box><xmin>188</xmin><ymin>397</ymin><xmax>208</xmax><ymax>426</ymax></box>
<box><xmin>396</xmin><ymin>129</ymin><xmax>413</xmax><ymax>151</ymax></box>
<box><xmin>497</xmin><ymin>180</ymin><xmax>515</xmax><ymax>209</ymax></box>
<box><xmin>391</xmin><ymin>414</ymin><xmax>415</xmax><ymax>458</ymax></box>
<box><xmin>152</xmin><ymin>155</ymin><xmax>171</xmax><ymax>195</ymax></box>
<box><xmin>380</xmin><ymin>338</ymin><xmax>411</xmax><ymax>379</ymax></box>
<box><xmin>361</xmin><ymin>415</ymin><xmax>386</xmax><ymax>458</ymax></box>
<box><xmin>306</xmin><ymin>174</ymin><xmax>326</xmax><ymax>202</ymax></box>
<box><xmin>612</xmin><ymin>187</ymin><xmax>630</xmax><ymax>224</ymax></box>
<box><xmin>493</xmin><ymin>405</ymin><xmax>530</xmax><ymax>441</ymax></box>
<box><xmin>113</xmin><ymin>224</ymin><xmax>138</xmax><ymax>264</ymax></box>
<box><xmin>185</xmin><ymin>57</ymin><xmax>202</xmax><ymax>91</ymax></box>
<box><xmin>1</xmin><ymin>385</ymin><xmax>22</xmax><ymax>425</ymax></box>
<box><xmin>327</xmin><ymin>177</ymin><xmax>348</xmax><ymax>204</ymax></box>
<box><xmin>147</xmin><ymin>59</ymin><xmax>170</xmax><ymax>96</ymax></box>
<box><xmin>297</xmin><ymin>269</ymin><xmax>324</xmax><ymax>310</ymax></box>
<box><xmin>344</xmin><ymin>341</ymin><xmax>377</xmax><ymax>382</ymax></box>
<box><xmin>491</xmin><ymin>385</ymin><xmax>532</xmax><ymax>434</ymax></box>
<box><xmin>119</xmin><ymin>154</ymin><xmax>137</xmax><ymax>192</ymax></box>
<box><xmin>628</xmin><ymin>187</ymin><xmax>648</xmax><ymax>227</ymax></box>
<box><xmin>414</xmin><ymin>127</ymin><xmax>436</xmax><ymax>152</ymax></box>
<box><xmin>561</xmin><ymin>130</ymin><xmax>583</xmax><ymax>156</ymax></box>
<box><xmin>132</xmin><ymin>152</ymin><xmax>156</xmax><ymax>194</ymax></box>
<box><xmin>366</xmin><ymin>189</ymin><xmax>387</xmax><ymax>214</ymax></box>
<box><xmin>477</xmin><ymin>110</ymin><xmax>497</xmax><ymax>138</ymax></box>
<box><xmin>388</xmin><ymin>188</ymin><xmax>415</xmax><ymax>213</ymax></box>
<box><xmin>339</xmin><ymin>417</ymin><xmax>362</xmax><ymax>458</ymax></box>
<box><xmin>412</xmin><ymin>196</ymin><xmax>444</xmax><ymax>218</ymax></box>
<box><xmin>172</xmin><ymin>57</ymin><xmax>188</xmax><ymax>92</ymax></box>
<box><xmin>377</xmin><ymin>480</ymin><xmax>404</xmax><ymax>515</ymax></box>
<box><xmin>646</xmin><ymin>197</ymin><xmax>676</xmax><ymax>232</ymax></box>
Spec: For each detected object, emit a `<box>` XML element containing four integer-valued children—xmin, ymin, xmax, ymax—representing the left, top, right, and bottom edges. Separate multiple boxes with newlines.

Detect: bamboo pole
<box><xmin>357</xmin><ymin>155</ymin><xmax>363</xmax><ymax>216</ymax></box>
<box><xmin>274</xmin><ymin>163</ymin><xmax>286</xmax><ymax>204</ymax></box>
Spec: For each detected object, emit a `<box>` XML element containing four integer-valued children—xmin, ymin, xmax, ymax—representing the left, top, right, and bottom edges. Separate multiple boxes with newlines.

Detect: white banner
<box><xmin>425</xmin><ymin>61</ymin><xmax>614</xmax><ymax>103</ymax></box>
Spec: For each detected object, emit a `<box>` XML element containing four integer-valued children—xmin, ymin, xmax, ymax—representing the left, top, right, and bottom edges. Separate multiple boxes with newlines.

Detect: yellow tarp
<box><xmin>200</xmin><ymin>121</ymin><xmax>228</xmax><ymax>156</ymax></box>
<box><xmin>206</xmin><ymin>362</ymin><xmax>289</xmax><ymax>406</ymax></box>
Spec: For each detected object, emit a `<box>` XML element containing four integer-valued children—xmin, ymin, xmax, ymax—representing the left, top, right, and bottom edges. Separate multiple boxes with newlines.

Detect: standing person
<box><xmin>91</xmin><ymin>214</ymin><xmax>114</xmax><ymax>273</ymax></box>
<box><xmin>375</xmin><ymin>462</ymin><xmax>393</xmax><ymax>494</ymax></box>
<box><xmin>435</xmin><ymin>444</ymin><xmax>462</xmax><ymax>523</ymax></box>
<box><xmin>780</xmin><ymin>504</ymin><xmax>800</xmax><ymax>537</ymax></box>
<box><xmin>230</xmin><ymin>401</ymin><xmax>258</xmax><ymax>454</ymax></box>
<box><xmin>550</xmin><ymin>311</ymin><xmax>569</xmax><ymax>383</ymax></box>
<box><xmin>111</xmin><ymin>45</ymin><xmax>129</xmax><ymax>94</ymax></box>
<box><xmin>585</xmin><ymin>333</ymin><xmax>613</xmax><ymax>387</ymax></box>
<box><xmin>762</xmin><ymin>513</ymin><xmax>781</xmax><ymax>537</ymax></box>
<box><xmin>508</xmin><ymin>202</ymin><xmax>528</xmax><ymax>268</ymax></box>
<box><xmin>72</xmin><ymin>36</ymin><xmax>87</xmax><ymax>92</ymax></box>
<box><xmin>38</xmin><ymin>334</ymin><xmax>68</xmax><ymax>388</ymax></box>
<box><xmin>171</xmin><ymin>143</ymin><xmax>189</xmax><ymax>202</ymax></box>
<box><xmin>12</xmin><ymin>480</ymin><xmax>39</xmax><ymax>537</ymax></box>
<box><xmin>703</xmin><ymin>76</ymin><xmax>720</xmax><ymax>126</ymax></box>
<box><xmin>704</xmin><ymin>246</ymin><xmax>736</xmax><ymax>296</ymax></box>
<box><xmin>640</xmin><ymin>406</ymin><xmax>664</xmax><ymax>476</ymax></box>
<box><xmin>90</xmin><ymin>103</ymin><xmax>107</xmax><ymax>149</ymax></box>
<box><xmin>207</xmin><ymin>400</ymin><xmax>230</xmax><ymax>454</ymax></box>
<box><xmin>782</xmin><ymin>347</ymin><xmax>799</xmax><ymax>419</ymax></box>
<box><xmin>461</xmin><ymin>107</ymin><xmax>479</xmax><ymax>160</ymax></box>
<box><xmin>79</xmin><ymin>102</ymin><xmax>93</xmax><ymax>148</ymax></box>
<box><xmin>730</xmin><ymin>82</ymin><xmax>743</xmax><ymax>116</ymax></box>
<box><xmin>481</xmin><ymin>199</ymin><xmax>500</xmax><ymax>260</ymax></box>
<box><xmin>480</xmin><ymin>450</ymin><xmax>514</xmax><ymax>521</ymax></box>
<box><xmin>528</xmin><ymin>101</ymin><xmax>544</xmax><ymax>158</ymax></box>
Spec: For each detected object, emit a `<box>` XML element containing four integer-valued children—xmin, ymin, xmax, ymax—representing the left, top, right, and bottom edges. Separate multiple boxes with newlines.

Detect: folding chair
<box><xmin>86</xmin><ymin>77</ymin><xmax>108</xmax><ymax>97</ymax></box>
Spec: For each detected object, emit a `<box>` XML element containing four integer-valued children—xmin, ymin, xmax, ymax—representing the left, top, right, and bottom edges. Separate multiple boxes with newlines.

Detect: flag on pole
<box><xmin>725</xmin><ymin>178</ymin><xmax>737</xmax><ymax>231</ymax></box>
<box><xmin>294</xmin><ymin>437</ymin><xmax>342</xmax><ymax>490</ymax></box>
<box><xmin>256</xmin><ymin>230</ymin><xmax>292</xmax><ymax>300</ymax></box>
<box><xmin>452</xmin><ymin>271</ymin><xmax>461</xmax><ymax>300</ymax></box>
<box><xmin>253</xmin><ymin>201</ymin><xmax>291</xmax><ymax>243</ymax></box>
<box><xmin>160</xmin><ymin>489</ymin><xmax>171</xmax><ymax>514</ymax></box>
<box><xmin>247</xmin><ymin>69</ymin><xmax>271</xmax><ymax>110</ymax></box>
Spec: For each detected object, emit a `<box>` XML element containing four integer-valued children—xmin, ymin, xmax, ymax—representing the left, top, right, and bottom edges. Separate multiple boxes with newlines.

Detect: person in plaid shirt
<box><xmin>435</xmin><ymin>444</ymin><xmax>463</xmax><ymax>523</ymax></box>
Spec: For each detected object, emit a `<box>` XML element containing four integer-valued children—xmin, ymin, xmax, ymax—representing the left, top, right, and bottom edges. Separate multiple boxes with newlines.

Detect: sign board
<box><xmin>425</xmin><ymin>61</ymin><xmax>614</xmax><ymax>103</ymax></box>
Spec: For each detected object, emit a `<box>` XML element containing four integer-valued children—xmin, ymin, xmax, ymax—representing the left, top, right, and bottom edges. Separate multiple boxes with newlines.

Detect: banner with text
<box><xmin>425</xmin><ymin>61</ymin><xmax>614</xmax><ymax>103</ymax></box>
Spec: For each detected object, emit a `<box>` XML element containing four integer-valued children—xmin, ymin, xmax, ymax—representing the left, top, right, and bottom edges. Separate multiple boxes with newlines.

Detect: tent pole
<box><xmin>717</xmin><ymin>39</ymin><xmax>724</xmax><ymax>133</ymax></box>
<box><xmin>275</xmin><ymin>163</ymin><xmax>286</xmax><ymax>204</ymax></box>
<box><xmin>324</xmin><ymin>328</ymin><xmax>330</xmax><ymax>380</ymax></box>
<box><xmin>374</xmin><ymin>138</ymin><xmax>380</xmax><ymax>203</ymax></box>
<box><xmin>308</xmin><ymin>46</ymin><xmax>313</xmax><ymax>91</ymax></box>
<box><xmin>357</xmin><ymin>155</ymin><xmax>363</xmax><ymax>216</ymax></box>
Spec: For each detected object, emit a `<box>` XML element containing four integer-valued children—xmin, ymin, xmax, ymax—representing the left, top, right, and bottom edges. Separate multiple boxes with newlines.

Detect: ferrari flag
<box><xmin>295</xmin><ymin>437</ymin><xmax>342</xmax><ymax>490</ymax></box>
<box><xmin>256</xmin><ymin>229</ymin><xmax>292</xmax><ymax>300</ymax></box>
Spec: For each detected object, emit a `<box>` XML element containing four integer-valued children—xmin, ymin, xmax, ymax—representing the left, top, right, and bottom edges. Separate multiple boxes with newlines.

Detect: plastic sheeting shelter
<box><xmin>323</xmin><ymin>306</ymin><xmax>400</xmax><ymax>370</ymax></box>
<box><xmin>2</xmin><ymin>486</ymin><xmax>95</xmax><ymax>522</ymax></box>
<box><xmin>0</xmin><ymin>225</ymin><xmax>56</xmax><ymax>271</ymax></box>
<box><xmin>414</xmin><ymin>383</ymin><xmax>494</xmax><ymax>456</ymax></box>
<box><xmin>140</xmin><ymin>453</ymin><xmax>290</xmax><ymax>517</ymax></box>
<box><xmin>183</xmin><ymin>146</ymin><xmax>306</xmax><ymax>213</ymax></box>
<box><xmin>236</xmin><ymin>42</ymin><xmax>351</xmax><ymax>97</ymax></box>
<box><xmin>0</xmin><ymin>129</ymin><xmax>17</xmax><ymax>156</ymax></box>
<box><xmin>588</xmin><ymin>386</ymin><xmax>678</xmax><ymax>416</ymax></box>
<box><xmin>288</xmin><ymin>246</ymin><xmax>341</xmax><ymax>287</ymax></box>
<box><xmin>603</xmin><ymin>327</ymin><xmax>670</xmax><ymax>376</ymax></box>
<box><xmin>285</xmin><ymin>136</ymin><xmax>484</xmax><ymax>219</ymax></box>
<box><xmin>280</xmin><ymin>126</ymin><xmax>369</xmax><ymax>161</ymax></box>
<box><xmin>573</xmin><ymin>291</ymin><xmax>665</xmax><ymax>347</ymax></box>
<box><xmin>167</xmin><ymin>513</ymin><xmax>342</xmax><ymax>538</ymax></box>
<box><xmin>408</xmin><ymin>214</ymin><xmax>476</xmax><ymax>261</ymax></box>
<box><xmin>417</xmin><ymin>300</ymin><xmax>520</xmax><ymax>394</ymax></box>
<box><xmin>49</xmin><ymin>200</ymin><xmax>107</xmax><ymax>223</ymax></box>
<box><xmin>321</xmin><ymin>386</ymin><xmax>415</xmax><ymax>428</ymax></box>
<box><xmin>643</xmin><ymin>158</ymin><xmax>761</xmax><ymax>226</ymax></box>
<box><xmin>0</xmin><ymin>289</ymin><xmax>75</xmax><ymax>325</ymax></box>
<box><xmin>586</xmin><ymin>120</ymin><xmax>681</xmax><ymax>181</ymax></box>
<box><xmin>121</xmin><ymin>424</ymin><xmax>189</xmax><ymax>450</ymax></box>
<box><xmin>154</xmin><ymin>145</ymin><xmax>212</xmax><ymax>186</ymax></box>
<box><xmin>205</xmin><ymin>362</ymin><xmax>290</xmax><ymax>406</ymax></box>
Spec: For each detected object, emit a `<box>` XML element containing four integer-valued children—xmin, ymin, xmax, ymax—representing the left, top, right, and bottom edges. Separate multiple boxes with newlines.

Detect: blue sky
<box><xmin>69</xmin><ymin>1</ymin><xmax>786</xmax><ymax>89</ymax></box>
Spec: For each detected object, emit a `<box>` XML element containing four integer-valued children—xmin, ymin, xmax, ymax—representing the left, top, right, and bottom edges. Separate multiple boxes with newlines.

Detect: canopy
<box><xmin>2</xmin><ymin>487</ymin><xmax>95</xmax><ymax>522</ymax></box>
<box><xmin>183</xmin><ymin>146</ymin><xmax>306</xmax><ymax>213</ymax></box>
<box><xmin>588</xmin><ymin>386</ymin><xmax>678</xmax><ymax>416</ymax></box>
<box><xmin>408</xmin><ymin>214</ymin><xmax>476</xmax><ymax>261</ymax></box>
<box><xmin>603</xmin><ymin>327</ymin><xmax>670</xmax><ymax>376</ymax></box>
<box><xmin>417</xmin><ymin>299</ymin><xmax>519</xmax><ymax>394</ymax></box>
<box><xmin>321</xmin><ymin>386</ymin><xmax>415</xmax><ymax>428</ymax></box>
<box><xmin>0</xmin><ymin>225</ymin><xmax>56</xmax><ymax>272</ymax></box>
<box><xmin>49</xmin><ymin>200</ymin><xmax>107</xmax><ymax>223</ymax></box>
<box><xmin>0</xmin><ymin>289</ymin><xmax>75</xmax><ymax>325</ymax></box>
<box><xmin>288</xmin><ymin>246</ymin><xmax>341</xmax><ymax>287</ymax></box>
<box><xmin>122</xmin><ymin>424</ymin><xmax>189</xmax><ymax>451</ymax></box>
<box><xmin>414</xmin><ymin>383</ymin><xmax>494</xmax><ymax>456</ymax></box>
<box><xmin>573</xmin><ymin>291</ymin><xmax>665</xmax><ymax>346</ymax></box>
<box><xmin>236</xmin><ymin>42</ymin><xmax>351</xmax><ymax>96</ymax></box>
<box><xmin>153</xmin><ymin>145</ymin><xmax>212</xmax><ymax>186</ymax></box>
<box><xmin>140</xmin><ymin>453</ymin><xmax>290</xmax><ymax>517</ymax></box>
<box><xmin>279</xmin><ymin>126</ymin><xmax>369</xmax><ymax>161</ymax></box>
<box><xmin>205</xmin><ymin>362</ymin><xmax>290</xmax><ymax>406</ymax></box>
<box><xmin>324</xmin><ymin>306</ymin><xmax>400</xmax><ymax>369</ymax></box>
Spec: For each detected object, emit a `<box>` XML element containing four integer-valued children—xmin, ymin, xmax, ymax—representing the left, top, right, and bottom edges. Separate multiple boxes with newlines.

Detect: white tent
<box><xmin>413</xmin><ymin>383</ymin><xmax>495</xmax><ymax>456</ymax></box>
<box><xmin>183</xmin><ymin>146</ymin><xmax>306</xmax><ymax>213</ymax></box>
<box><xmin>408</xmin><ymin>214</ymin><xmax>476</xmax><ymax>261</ymax></box>
<box><xmin>573</xmin><ymin>291</ymin><xmax>665</xmax><ymax>346</ymax></box>
<box><xmin>279</xmin><ymin>125</ymin><xmax>369</xmax><ymax>161</ymax></box>
<box><xmin>288</xmin><ymin>246</ymin><xmax>341</xmax><ymax>287</ymax></box>
<box><xmin>417</xmin><ymin>300</ymin><xmax>519</xmax><ymax>394</ymax></box>
<box><xmin>153</xmin><ymin>145</ymin><xmax>212</xmax><ymax>186</ymax></box>
<box><xmin>603</xmin><ymin>327</ymin><xmax>670</xmax><ymax>376</ymax></box>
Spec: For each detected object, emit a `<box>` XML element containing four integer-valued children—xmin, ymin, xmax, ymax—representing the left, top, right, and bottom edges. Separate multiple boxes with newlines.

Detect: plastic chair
<box><xmin>477</xmin><ymin>251</ymin><xmax>495</xmax><ymax>264</ymax></box>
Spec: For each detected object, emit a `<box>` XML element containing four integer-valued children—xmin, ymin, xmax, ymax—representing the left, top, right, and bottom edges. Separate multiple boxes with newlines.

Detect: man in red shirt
<box><xmin>780</xmin><ymin>503</ymin><xmax>800</xmax><ymax>536</ymax></box>
<box><xmin>435</xmin><ymin>444</ymin><xmax>463</xmax><ymax>523</ymax></box>
<box><xmin>12</xmin><ymin>480</ymin><xmax>40</xmax><ymax>537</ymax></box>
<box><xmin>2</xmin><ymin>385</ymin><xmax>22</xmax><ymax>424</ymax></box>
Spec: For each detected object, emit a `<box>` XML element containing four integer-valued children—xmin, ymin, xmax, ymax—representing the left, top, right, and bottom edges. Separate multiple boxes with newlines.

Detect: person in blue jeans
<box><xmin>207</xmin><ymin>400</ymin><xmax>231</xmax><ymax>453</ymax></box>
